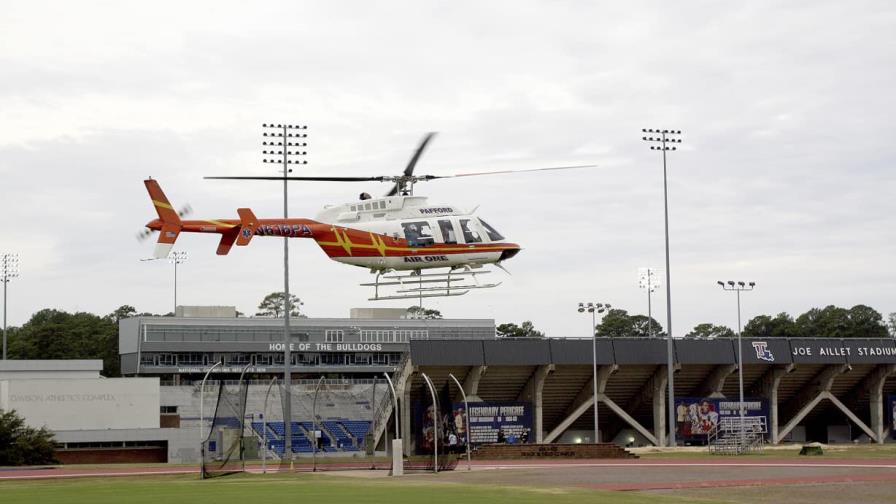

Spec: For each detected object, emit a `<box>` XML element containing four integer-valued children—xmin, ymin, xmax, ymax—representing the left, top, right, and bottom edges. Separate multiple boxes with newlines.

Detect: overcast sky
<box><xmin>1</xmin><ymin>1</ymin><xmax>894</xmax><ymax>337</ymax></box>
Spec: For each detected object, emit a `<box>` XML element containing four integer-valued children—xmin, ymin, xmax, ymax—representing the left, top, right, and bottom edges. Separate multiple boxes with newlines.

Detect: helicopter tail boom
<box><xmin>144</xmin><ymin>178</ymin><xmax>183</xmax><ymax>258</ymax></box>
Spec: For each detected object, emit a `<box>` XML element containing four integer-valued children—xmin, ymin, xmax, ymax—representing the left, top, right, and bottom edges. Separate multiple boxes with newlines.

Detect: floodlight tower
<box><xmin>168</xmin><ymin>251</ymin><xmax>187</xmax><ymax>314</ymax></box>
<box><xmin>641</xmin><ymin>128</ymin><xmax>682</xmax><ymax>447</ymax></box>
<box><xmin>718</xmin><ymin>280</ymin><xmax>755</xmax><ymax>453</ymax></box>
<box><xmin>577</xmin><ymin>302</ymin><xmax>611</xmax><ymax>443</ymax></box>
<box><xmin>2</xmin><ymin>253</ymin><xmax>20</xmax><ymax>360</ymax></box>
<box><xmin>262</xmin><ymin>123</ymin><xmax>308</xmax><ymax>456</ymax></box>
<box><xmin>638</xmin><ymin>268</ymin><xmax>660</xmax><ymax>338</ymax></box>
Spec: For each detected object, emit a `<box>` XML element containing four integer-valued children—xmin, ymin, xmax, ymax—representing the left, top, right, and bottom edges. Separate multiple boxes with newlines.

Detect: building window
<box><xmin>325</xmin><ymin>330</ymin><xmax>344</xmax><ymax>343</ymax></box>
<box><xmin>158</xmin><ymin>354</ymin><xmax>175</xmax><ymax>366</ymax></box>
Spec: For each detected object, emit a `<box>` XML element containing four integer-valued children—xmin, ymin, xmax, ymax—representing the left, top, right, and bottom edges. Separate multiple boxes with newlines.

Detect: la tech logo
<box><xmin>752</xmin><ymin>341</ymin><xmax>775</xmax><ymax>362</ymax></box>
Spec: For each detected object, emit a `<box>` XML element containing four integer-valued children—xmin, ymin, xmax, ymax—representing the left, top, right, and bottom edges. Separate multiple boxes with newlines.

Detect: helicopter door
<box><xmin>401</xmin><ymin>221</ymin><xmax>435</xmax><ymax>247</ymax></box>
<box><xmin>459</xmin><ymin>218</ymin><xmax>483</xmax><ymax>244</ymax></box>
<box><xmin>437</xmin><ymin>219</ymin><xmax>457</xmax><ymax>244</ymax></box>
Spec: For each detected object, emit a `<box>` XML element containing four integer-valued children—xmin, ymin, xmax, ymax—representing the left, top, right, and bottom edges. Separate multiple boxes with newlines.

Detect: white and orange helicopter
<box><xmin>140</xmin><ymin>133</ymin><xmax>594</xmax><ymax>300</ymax></box>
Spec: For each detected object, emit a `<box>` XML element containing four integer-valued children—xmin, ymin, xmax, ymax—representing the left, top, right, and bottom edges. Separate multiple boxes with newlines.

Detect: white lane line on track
<box><xmin>474</xmin><ymin>462</ymin><xmax>896</xmax><ymax>470</ymax></box>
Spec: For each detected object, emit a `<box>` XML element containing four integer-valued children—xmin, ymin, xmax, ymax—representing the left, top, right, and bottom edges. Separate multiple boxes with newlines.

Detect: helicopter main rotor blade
<box><xmin>421</xmin><ymin>164</ymin><xmax>598</xmax><ymax>180</ymax></box>
<box><xmin>205</xmin><ymin>175</ymin><xmax>388</xmax><ymax>182</ymax></box>
<box><xmin>386</xmin><ymin>132</ymin><xmax>437</xmax><ymax>196</ymax></box>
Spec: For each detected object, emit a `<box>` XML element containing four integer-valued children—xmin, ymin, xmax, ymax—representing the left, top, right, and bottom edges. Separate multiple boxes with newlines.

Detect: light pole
<box><xmin>638</xmin><ymin>268</ymin><xmax>660</xmax><ymax>338</ymax></box>
<box><xmin>1</xmin><ymin>253</ymin><xmax>20</xmax><ymax>360</ymax></box>
<box><xmin>262</xmin><ymin>123</ymin><xmax>308</xmax><ymax>456</ymax></box>
<box><xmin>642</xmin><ymin>128</ymin><xmax>682</xmax><ymax>446</ymax></box>
<box><xmin>577</xmin><ymin>302</ymin><xmax>610</xmax><ymax>444</ymax></box>
<box><xmin>168</xmin><ymin>251</ymin><xmax>187</xmax><ymax>314</ymax></box>
<box><xmin>718</xmin><ymin>280</ymin><xmax>755</xmax><ymax>453</ymax></box>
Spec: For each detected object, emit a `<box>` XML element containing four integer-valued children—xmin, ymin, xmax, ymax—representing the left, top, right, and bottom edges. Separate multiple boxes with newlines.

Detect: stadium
<box><xmin>4</xmin><ymin>308</ymin><xmax>894</xmax><ymax>465</ymax></box>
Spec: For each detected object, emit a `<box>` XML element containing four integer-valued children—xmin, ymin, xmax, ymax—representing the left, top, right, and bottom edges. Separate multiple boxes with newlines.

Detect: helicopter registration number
<box><xmin>403</xmin><ymin>255</ymin><xmax>448</xmax><ymax>263</ymax></box>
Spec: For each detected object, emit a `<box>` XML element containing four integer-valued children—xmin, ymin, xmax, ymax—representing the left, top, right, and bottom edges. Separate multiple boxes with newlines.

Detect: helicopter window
<box><xmin>478</xmin><ymin>219</ymin><xmax>504</xmax><ymax>241</ymax></box>
<box><xmin>364</xmin><ymin>203</ymin><xmax>372</xmax><ymax>211</ymax></box>
<box><xmin>438</xmin><ymin>220</ymin><xmax>457</xmax><ymax>244</ymax></box>
<box><xmin>460</xmin><ymin>219</ymin><xmax>482</xmax><ymax>243</ymax></box>
<box><xmin>402</xmin><ymin>221</ymin><xmax>435</xmax><ymax>247</ymax></box>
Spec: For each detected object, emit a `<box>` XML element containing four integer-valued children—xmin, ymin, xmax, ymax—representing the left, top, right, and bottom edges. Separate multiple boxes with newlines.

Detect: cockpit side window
<box><xmin>401</xmin><ymin>221</ymin><xmax>435</xmax><ymax>247</ymax></box>
<box><xmin>478</xmin><ymin>219</ymin><xmax>504</xmax><ymax>241</ymax></box>
<box><xmin>459</xmin><ymin>219</ymin><xmax>482</xmax><ymax>243</ymax></box>
<box><xmin>438</xmin><ymin>219</ymin><xmax>457</xmax><ymax>244</ymax></box>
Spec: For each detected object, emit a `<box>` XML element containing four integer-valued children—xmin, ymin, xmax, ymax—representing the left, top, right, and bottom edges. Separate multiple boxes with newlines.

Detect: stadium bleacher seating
<box><xmin>252</xmin><ymin>419</ymin><xmax>372</xmax><ymax>455</ymax></box>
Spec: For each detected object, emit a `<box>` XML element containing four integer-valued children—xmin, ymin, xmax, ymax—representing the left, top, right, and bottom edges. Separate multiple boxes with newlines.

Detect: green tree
<box><xmin>630</xmin><ymin>314</ymin><xmax>666</xmax><ymax>338</ymax></box>
<box><xmin>742</xmin><ymin>313</ymin><xmax>798</xmax><ymax>338</ymax></box>
<box><xmin>686</xmin><ymin>323</ymin><xmax>735</xmax><ymax>339</ymax></box>
<box><xmin>0</xmin><ymin>409</ymin><xmax>57</xmax><ymax>466</ymax></box>
<box><xmin>794</xmin><ymin>305</ymin><xmax>887</xmax><ymax>338</ymax></box>
<box><xmin>106</xmin><ymin>305</ymin><xmax>137</xmax><ymax>323</ymax></box>
<box><xmin>594</xmin><ymin>309</ymin><xmax>634</xmax><ymax>338</ymax></box>
<box><xmin>594</xmin><ymin>309</ymin><xmax>664</xmax><ymax>338</ymax></box>
<box><xmin>406</xmin><ymin>306</ymin><xmax>443</xmax><ymax>319</ymax></box>
<box><xmin>9</xmin><ymin>309</ymin><xmax>120</xmax><ymax>377</ymax></box>
<box><xmin>846</xmin><ymin>305</ymin><xmax>889</xmax><ymax>338</ymax></box>
<box><xmin>888</xmin><ymin>312</ymin><xmax>896</xmax><ymax>338</ymax></box>
<box><xmin>256</xmin><ymin>292</ymin><xmax>305</xmax><ymax>318</ymax></box>
<box><xmin>496</xmin><ymin>321</ymin><xmax>544</xmax><ymax>338</ymax></box>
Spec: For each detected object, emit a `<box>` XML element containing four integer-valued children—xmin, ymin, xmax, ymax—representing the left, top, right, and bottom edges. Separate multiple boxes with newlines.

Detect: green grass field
<box><xmin>0</xmin><ymin>472</ymin><xmax>718</xmax><ymax>504</ymax></box>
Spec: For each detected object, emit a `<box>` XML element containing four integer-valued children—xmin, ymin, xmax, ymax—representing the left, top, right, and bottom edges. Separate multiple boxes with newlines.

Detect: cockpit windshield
<box><xmin>478</xmin><ymin>219</ymin><xmax>504</xmax><ymax>241</ymax></box>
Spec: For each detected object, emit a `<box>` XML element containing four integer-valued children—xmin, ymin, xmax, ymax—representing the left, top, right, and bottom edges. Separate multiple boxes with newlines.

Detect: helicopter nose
<box><xmin>499</xmin><ymin>245</ymin><xmax>521</xmax><ymax>262</ymax></box>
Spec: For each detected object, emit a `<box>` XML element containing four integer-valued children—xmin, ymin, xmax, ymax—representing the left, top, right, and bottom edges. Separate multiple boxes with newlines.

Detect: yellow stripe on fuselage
<box><xmin>205</xmin><ymin>220</ymin><xmax>238</xmax><ymax>229</ymax></box>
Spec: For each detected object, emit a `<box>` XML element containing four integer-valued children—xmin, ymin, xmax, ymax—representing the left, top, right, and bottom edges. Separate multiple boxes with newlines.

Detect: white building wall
<box><xmin>0</xmin><ymin>378</ymin><xmax>160</xmax><ymax>430</ymax></box>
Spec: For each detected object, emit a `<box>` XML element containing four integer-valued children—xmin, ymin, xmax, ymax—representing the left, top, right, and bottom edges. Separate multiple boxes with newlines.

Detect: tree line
<box><xmin>497</xmin><ymin>305</ymin><xmax>896</xmax><ymax>339</ymax></box>
<box><xmin>2</xmin><ymin>301</ymin><xmax>893</xmax><ymax>376</ymax></box>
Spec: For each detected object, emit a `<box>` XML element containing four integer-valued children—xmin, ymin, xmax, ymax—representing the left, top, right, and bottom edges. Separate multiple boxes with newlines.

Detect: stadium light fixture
<box><xmin>262</xmin><ymin>122</ymin><xmax>308</xmax><ymax>457</ymax></box>
<box><xmin>1</xmin><ymin>253</ymin><xmax>20</xmax><ymax>360</ymax></box>
<box><xmin>578</xmin><ymin>301</ymin><xmax>611</xmax><ymax>444</ymax></box>
<box><xmin>642</xmin><ymin>127</ymin><xmax>683</xmax><ymax>447</ymax></box>
<box><xmin>638</xmin><ymin>267</ymin><xmax>661</xmax><ymax>338</ymax></box>
<box><xmin>718</xmin><ymin>279</ymin><xmax>756</xmax><ymax>454</ymax></box>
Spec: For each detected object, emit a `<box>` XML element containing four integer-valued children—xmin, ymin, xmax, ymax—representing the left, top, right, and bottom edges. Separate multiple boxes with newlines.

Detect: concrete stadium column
<box><xmin>697</xmin><ymin>364</ymin><xmax>737</xmax><ymax>398</ymax></box>
<box><xmin>461</xmin><ymin>365</ymin><xmax>487</xmax><ymax>401</ymax></box>
<box><xmin>760</xmin><ymin>364</ymin><xmax>793</xmax><ymax>444</ymax></box>
<box><xmin>517</xmin><ymin>364</ymin><xmax>554</xmax><ymax>443</ymax></box>
<box><xmin>400</xmin><ymin>372</ymin><xmax>414</xmax><ymax>456</ymax></box>
<box><xmin>867</xmin><ymin>364</ymin><xmax>896</xmax><ymax>444</ymax></box>
<box><xmin>651</xmin><ymin>366</ymin><xmax>668</xmax><ymax>447</ymax></box>
<box><xmin>778</xmin><ymin>364</ymin><xmax>850</xmax><ymax>442</ymax></box>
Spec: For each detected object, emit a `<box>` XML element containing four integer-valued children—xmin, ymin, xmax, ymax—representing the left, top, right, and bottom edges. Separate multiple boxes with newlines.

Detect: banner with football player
<box><xmin>674</xmin><ymin>397</ymin><xmax>769</xmax><ymax>444</ymax></box>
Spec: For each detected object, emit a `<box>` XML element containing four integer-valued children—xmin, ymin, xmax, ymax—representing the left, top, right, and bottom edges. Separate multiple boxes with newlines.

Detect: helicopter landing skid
<box><xmin>361</xmin><ymin>267</ymin><xmax>501</xmax><ymax>301</ymax></box>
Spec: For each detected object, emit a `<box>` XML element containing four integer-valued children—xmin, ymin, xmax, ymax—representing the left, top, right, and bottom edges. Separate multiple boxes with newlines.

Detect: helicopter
<box><xmin>140</xmin><ymin>133</ymin><xmax>595</xmax><ymax>300</ymax></box>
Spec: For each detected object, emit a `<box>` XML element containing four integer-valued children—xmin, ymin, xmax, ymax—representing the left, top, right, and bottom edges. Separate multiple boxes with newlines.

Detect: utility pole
<box><xmin>642</xmin><ymin>128</ymin><xmax>682</xmax><ymax>446</ymax></box>
<box><xmin>262</xmin><ymin>123</ymin><xmax>307</xmax><ymax>457</ymax></box>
